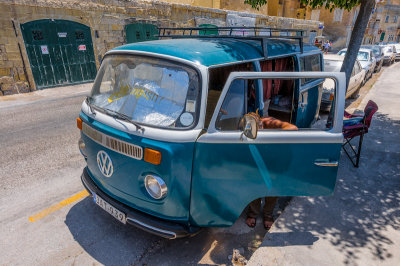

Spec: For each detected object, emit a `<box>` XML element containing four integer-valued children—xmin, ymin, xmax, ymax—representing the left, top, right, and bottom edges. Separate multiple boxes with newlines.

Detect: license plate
<box><xmin>94</xmin><ymin>193</ymin><xmax>126</xmax><ymax>224</ymax></box>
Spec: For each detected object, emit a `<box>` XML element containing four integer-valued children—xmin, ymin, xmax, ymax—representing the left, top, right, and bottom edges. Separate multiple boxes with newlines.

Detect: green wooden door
<box><xmin>125</xmin><ymin>23</ymin><xmax>158</xmax><ymax>43</ymax></box>
<box><xmin>380</xmin><ymin>32</ymin><xmax>386</xmax><ymax>42</ymax></box>
<box><xmin>21</xmin><ymin>19</ymin><xmax>97</xmax><ymax>89</ymax></box>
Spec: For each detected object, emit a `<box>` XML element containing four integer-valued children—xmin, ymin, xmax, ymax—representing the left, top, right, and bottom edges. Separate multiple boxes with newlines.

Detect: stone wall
<box><xmin>313</xmin><ymin>7</ymin><xmax>358</xmax><ymax>51</ymax></box>
<box><xmin>0</xmin><ymin>0</ymin><xmax>321</xmax><ymax>95</ymax></box>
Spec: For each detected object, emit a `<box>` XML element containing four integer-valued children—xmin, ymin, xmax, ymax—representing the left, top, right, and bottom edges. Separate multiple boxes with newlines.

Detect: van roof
<box><xmin>111</xmin><ymin>38</ymin><xmax>320</xmax><ymax>67</ymax></box>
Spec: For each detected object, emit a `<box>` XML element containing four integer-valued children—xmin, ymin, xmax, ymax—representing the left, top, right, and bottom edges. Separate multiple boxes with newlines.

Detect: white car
<box><xmin>392</xmin><ymin>43</ymin><xmax>400</xmax><ymax>61</ymax></box>
<box><xmin>321</xmin><ymin>54</ymin><xmax>366</xmax><ymax>111</ymax></box>
<box><xmin>381</xmin><ymin>45</ymin><xmax>396</xmax><ymax>65</ymax></box>
<box><xmin>338</xmin><ymin>48</ymin><xmax>376</xmax><ymax>81</ymax></box>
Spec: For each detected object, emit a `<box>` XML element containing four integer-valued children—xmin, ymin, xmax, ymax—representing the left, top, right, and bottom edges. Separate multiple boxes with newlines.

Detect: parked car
<box><xmin>392</xmin><ymin>43</ymin><xmax>400</xmax><ymax>61</ymax></box>
<box><xmin>338</xmin><ymin>48</ymin><xmax>376</xmax><ymax>81</ymax></box>
<box><xmin>361</xmin><ymin>45</ymin><xmax>384</xmax><ymax>72</ymax></box>
<box><xmin>321</xmin><ymin>54</ymin><xmax>365</xmax><ymax>111</ymax></box>
<box><xmin>381</xmin><ymin>45</ymin><xmax>396</xmax><ymax>65</ymax></box>
<box><xmin>77</xmin><ymin>27</ymin><xmax>346</xmax><ymax>238</ymax></box>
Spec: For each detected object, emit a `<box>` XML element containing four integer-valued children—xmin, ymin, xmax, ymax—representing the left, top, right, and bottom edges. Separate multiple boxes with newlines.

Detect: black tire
<box><xmin>350</xmin><ymin>86</ymin><xmax>361</xmax><ymax>99</ymax></box>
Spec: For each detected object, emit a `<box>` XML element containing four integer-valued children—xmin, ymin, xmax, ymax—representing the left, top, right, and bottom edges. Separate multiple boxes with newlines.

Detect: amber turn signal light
<box><xmin>77</xmin><ymin>117</ymin><xmax>82</xmax><ymax>130</ymax></box>
<box><xmin>144</xmin><ymin>148</ymin><xmax>161</xmax><ymax>165</ymax></box>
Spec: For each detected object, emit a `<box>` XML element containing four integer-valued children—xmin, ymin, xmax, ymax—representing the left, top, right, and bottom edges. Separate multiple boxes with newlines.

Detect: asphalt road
<box><xmin>0</xmin><ymin>84</ymin><xmax>268</xmax><ymax>265</ymax></box>
<box><xmin>0</xmin><ymin>62</ymin><xmax>385</xmax><ymax>265</ymax></box>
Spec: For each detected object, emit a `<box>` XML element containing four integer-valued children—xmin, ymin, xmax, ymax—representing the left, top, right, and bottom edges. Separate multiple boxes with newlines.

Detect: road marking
<box><xmin>29</xmin><ymin>190</ymin><xmax>89</xmax><ymax>222</ymax></box>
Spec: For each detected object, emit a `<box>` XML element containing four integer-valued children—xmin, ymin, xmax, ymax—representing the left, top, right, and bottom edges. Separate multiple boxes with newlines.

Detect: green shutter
<box><xmin>125</xmin><ymin>23</ymin><xmax>158</xmax><ymax>43</ymax></box>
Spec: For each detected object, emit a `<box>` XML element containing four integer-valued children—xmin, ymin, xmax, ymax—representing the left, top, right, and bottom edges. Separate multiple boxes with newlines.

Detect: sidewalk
<box><xmin>248</xmin><ymin>63</ymin><xmax>400</xmax><ymax>266</ymax></box>
<box><xmin>0</xmin><ymin>82</ymin><xmax>92</xmax><ymax>109</ymax></box>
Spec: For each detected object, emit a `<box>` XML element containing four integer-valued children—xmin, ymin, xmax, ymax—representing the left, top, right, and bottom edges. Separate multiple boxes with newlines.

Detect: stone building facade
<box><xmin>309</xmin><ymin>7</ymin><xmax>359</xmax><ymax>51</ymax></box>
<box><xmin>364</xmin><ymin>0</ymin><xmax>400</xmax><ymax>44</ymax></box>
<box><xmin>0</xmin><ymin>0</ymin><xmax>321</xmax><ymax>95</ymax></box>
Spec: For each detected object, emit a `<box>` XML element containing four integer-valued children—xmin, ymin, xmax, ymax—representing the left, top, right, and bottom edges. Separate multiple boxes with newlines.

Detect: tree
<box><xmin>245</xmin><ymin>0</ymin><xmax>376</xmax><ymax>89</ymax></box>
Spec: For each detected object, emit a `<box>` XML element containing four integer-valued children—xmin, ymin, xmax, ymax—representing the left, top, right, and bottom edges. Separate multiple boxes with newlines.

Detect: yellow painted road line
<box><xmin>29</xmin><ymin>190</ymin><xmax>89</xmax><ymax>222</ymax></box>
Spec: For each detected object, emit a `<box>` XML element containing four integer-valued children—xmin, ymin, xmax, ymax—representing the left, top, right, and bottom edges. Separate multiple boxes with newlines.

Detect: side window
<box><xmin>352</xmin><ymin>61</ymin><xmax>361</xmax><ymax>76</ymax></box>
<box><xmin>215</xmin><ymin>79</ymin><xmax>246</xmax><ymax>131</ymax></box>
<box><xmin>355</xmin><ymin>61</ymin><xmax>361</xmax><ymax>74</ymax></box>
<box><xmin>300</xmin><ymin>54</ymin><xmax>322</xmax><ymax>84</ymax></box>
<box><xmin>205</xmin><ymin>63</ymin><xmax>254</xmax><ymax>129</ymax></box>
<box><xmin>216</xmin><ymin>77</ymin><xmax>336</xmax><ymax>131</ymax></box>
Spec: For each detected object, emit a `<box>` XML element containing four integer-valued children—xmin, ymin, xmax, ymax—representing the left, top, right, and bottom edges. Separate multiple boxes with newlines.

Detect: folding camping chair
<box><xmin>342</xmin><ymin>100</ymin><xmax>378</xmax><ymax>168</ymax></box>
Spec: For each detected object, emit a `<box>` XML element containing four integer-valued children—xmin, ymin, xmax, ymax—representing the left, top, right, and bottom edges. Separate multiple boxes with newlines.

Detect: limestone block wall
<box><xmin>0</xmin><ymin>0</ymin><xmax>321</xmax><ymax>95</ymax></box>
<box><xmin>316</xmin><ymin>7</ymin><xmax>358</xmax><ymax>51</ymax></box>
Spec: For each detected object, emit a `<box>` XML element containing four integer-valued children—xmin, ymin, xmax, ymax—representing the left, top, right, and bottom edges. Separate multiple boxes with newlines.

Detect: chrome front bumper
<box><xmin>81</xmin><ymin>167</ymin><xmax>200</xmax><ymax>239</ymax></box>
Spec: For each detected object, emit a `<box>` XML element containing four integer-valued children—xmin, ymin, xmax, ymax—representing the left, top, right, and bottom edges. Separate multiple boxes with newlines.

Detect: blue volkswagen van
<box><xmin>78</xmin><ymin>27</ymin><xmax>345</xmax><ymax>238</ymax></box>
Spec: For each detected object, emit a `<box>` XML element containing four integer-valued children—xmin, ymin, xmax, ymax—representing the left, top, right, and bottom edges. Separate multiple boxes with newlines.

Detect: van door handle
<box><xmin>314</xmin><ymin>160</ymin><xmax>338</xmax><ymax>167</ymax></box>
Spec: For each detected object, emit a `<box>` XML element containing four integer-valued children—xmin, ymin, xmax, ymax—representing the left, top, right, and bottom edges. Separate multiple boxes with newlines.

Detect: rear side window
<box><xmin>300</xmin><ymin>54</ymin><xmax>321</xmax><ymax>84</ymax></box>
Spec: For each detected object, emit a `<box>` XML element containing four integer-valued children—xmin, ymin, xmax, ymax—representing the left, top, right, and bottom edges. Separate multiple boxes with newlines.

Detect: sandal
<box><xmin>246</xmin><ymin>217</ymin><xmax>257</xmax><ymax>228</ymax></box>
<box><xmin>263</xmin><ymin>215</ymin><xmax>274</xmax><ymax>230</ymax></box>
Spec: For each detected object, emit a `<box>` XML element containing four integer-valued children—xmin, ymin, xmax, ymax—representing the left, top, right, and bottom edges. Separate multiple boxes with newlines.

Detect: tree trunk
<box><xmin>340</xmin><ymin>0</ymin><xmax>376</xmax><ymax>89</ymax></box>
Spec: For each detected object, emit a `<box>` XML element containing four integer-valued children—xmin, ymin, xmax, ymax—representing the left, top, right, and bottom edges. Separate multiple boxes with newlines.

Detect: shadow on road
<box><xmin>262</xmin><ymin>113</ymin><xmax>400</xmax><ymax>264</ymax></box>
<box><xmin>65</xmin><ymin>196</ymin><xmax>269</xmax><ymax>265</ymax></box>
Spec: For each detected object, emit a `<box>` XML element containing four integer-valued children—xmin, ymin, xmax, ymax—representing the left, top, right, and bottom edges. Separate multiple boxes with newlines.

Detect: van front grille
<box><xmin>82</xmin><ymin>122</ymin><xmax>143</xmax><ymax>160</ymax></box>
<box><xmin>105</xmin><ymin>135</ymin><xmax>143</xmax><ymax>160</ymax></box>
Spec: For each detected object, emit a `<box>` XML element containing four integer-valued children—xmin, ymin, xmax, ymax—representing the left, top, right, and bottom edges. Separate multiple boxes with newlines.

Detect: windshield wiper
<box><xmin>101</xmin><ymin>108</ymin><xmax>143</xmax><ymax>131</ymax></box>
<box><xmin>86</xmin><ymin>96</ymin><xmax>96</xmax><ymax>115</ymax></box>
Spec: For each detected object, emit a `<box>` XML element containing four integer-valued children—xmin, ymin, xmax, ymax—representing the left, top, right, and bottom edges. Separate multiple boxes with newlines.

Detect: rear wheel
<box><xmin>350</xmin><ymin>85</ymin><xmax>361</xmax><ymax>99</ymax></box>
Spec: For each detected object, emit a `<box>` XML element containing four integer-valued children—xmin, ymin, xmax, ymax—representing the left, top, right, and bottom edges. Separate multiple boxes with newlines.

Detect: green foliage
<box><xmin>244</xmin><ymin>0</ymin><xmax>267</xmax><ymax>10</ymax></box>
<box><xmin>245</xmin><ymin>0</ymin><xmax>362</xmax><ymax>12</ymax></box>
<box><xmin>301</xmin><ymin>0</ymin><xmax>361</xmax><ymax>12</ymax></box>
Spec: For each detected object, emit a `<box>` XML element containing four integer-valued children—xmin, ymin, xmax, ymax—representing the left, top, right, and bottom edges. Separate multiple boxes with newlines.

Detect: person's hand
<box><xmin>220</xmin><ymin>108</ymin><xmax>228</xmax><ymax>115</ymax></box>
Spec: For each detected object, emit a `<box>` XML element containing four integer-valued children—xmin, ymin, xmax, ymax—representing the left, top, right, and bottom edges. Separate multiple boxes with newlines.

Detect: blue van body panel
<box><xmin>111</xmin><ymin>38</ymin><xmax>319</xmax><ymax>67</ymax></box>
<box><xmin>190</xmin><ymin>142</ymin><xmax>341</xmax><ymax>227</ymax></box>
<box><xmin>80</xmin><ymin>112</ymin><xmax>194</xmax><ymax>223</ymax></box>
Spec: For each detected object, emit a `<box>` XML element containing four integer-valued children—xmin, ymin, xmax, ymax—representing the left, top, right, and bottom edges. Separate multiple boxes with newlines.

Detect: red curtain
<box><xmin>260</xmin><ymin>58</ymin><xmax>293</xmax><ymax>101</ymax></box>
<box><xmin>261</xmin><ymin>60</ymin><xmax>273</xmax><ymax>101</ymax></box>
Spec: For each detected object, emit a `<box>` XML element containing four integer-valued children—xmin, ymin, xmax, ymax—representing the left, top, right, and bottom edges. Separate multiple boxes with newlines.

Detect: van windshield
<box><xmin>89</xmin><ymin>55</ymin><xmax>200</xmax><ymax>129</ymax></box>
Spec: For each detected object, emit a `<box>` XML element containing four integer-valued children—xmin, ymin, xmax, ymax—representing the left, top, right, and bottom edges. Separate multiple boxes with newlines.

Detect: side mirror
<box><xmin>240</xmin><ymin>114</ymin><xmax>259</xmax><ymax>139</ymax></box>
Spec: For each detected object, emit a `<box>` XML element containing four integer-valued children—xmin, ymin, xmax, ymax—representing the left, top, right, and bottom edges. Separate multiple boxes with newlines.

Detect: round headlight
<box><xmin>78</xmin><ymin>138</ymin><xmax>86</xmax><ymax>157</ymax></box>
<box><xmin>144</xmin><ymin>175</ymin><xmax>167</xmax><ymax>199</ymax></box>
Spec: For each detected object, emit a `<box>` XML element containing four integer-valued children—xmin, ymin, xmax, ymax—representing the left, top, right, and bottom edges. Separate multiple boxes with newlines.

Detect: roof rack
<box><xmin>157</xmin><ymin>27</ymin><xmax>307</xmax><ymax>58</ymax></box>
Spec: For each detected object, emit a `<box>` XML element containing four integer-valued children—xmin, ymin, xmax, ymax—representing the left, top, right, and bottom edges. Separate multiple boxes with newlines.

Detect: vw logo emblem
<box><xmin>97</xmin><ymin>150</ymin><xmax>113</xmax><ymax>177</ymax></box>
